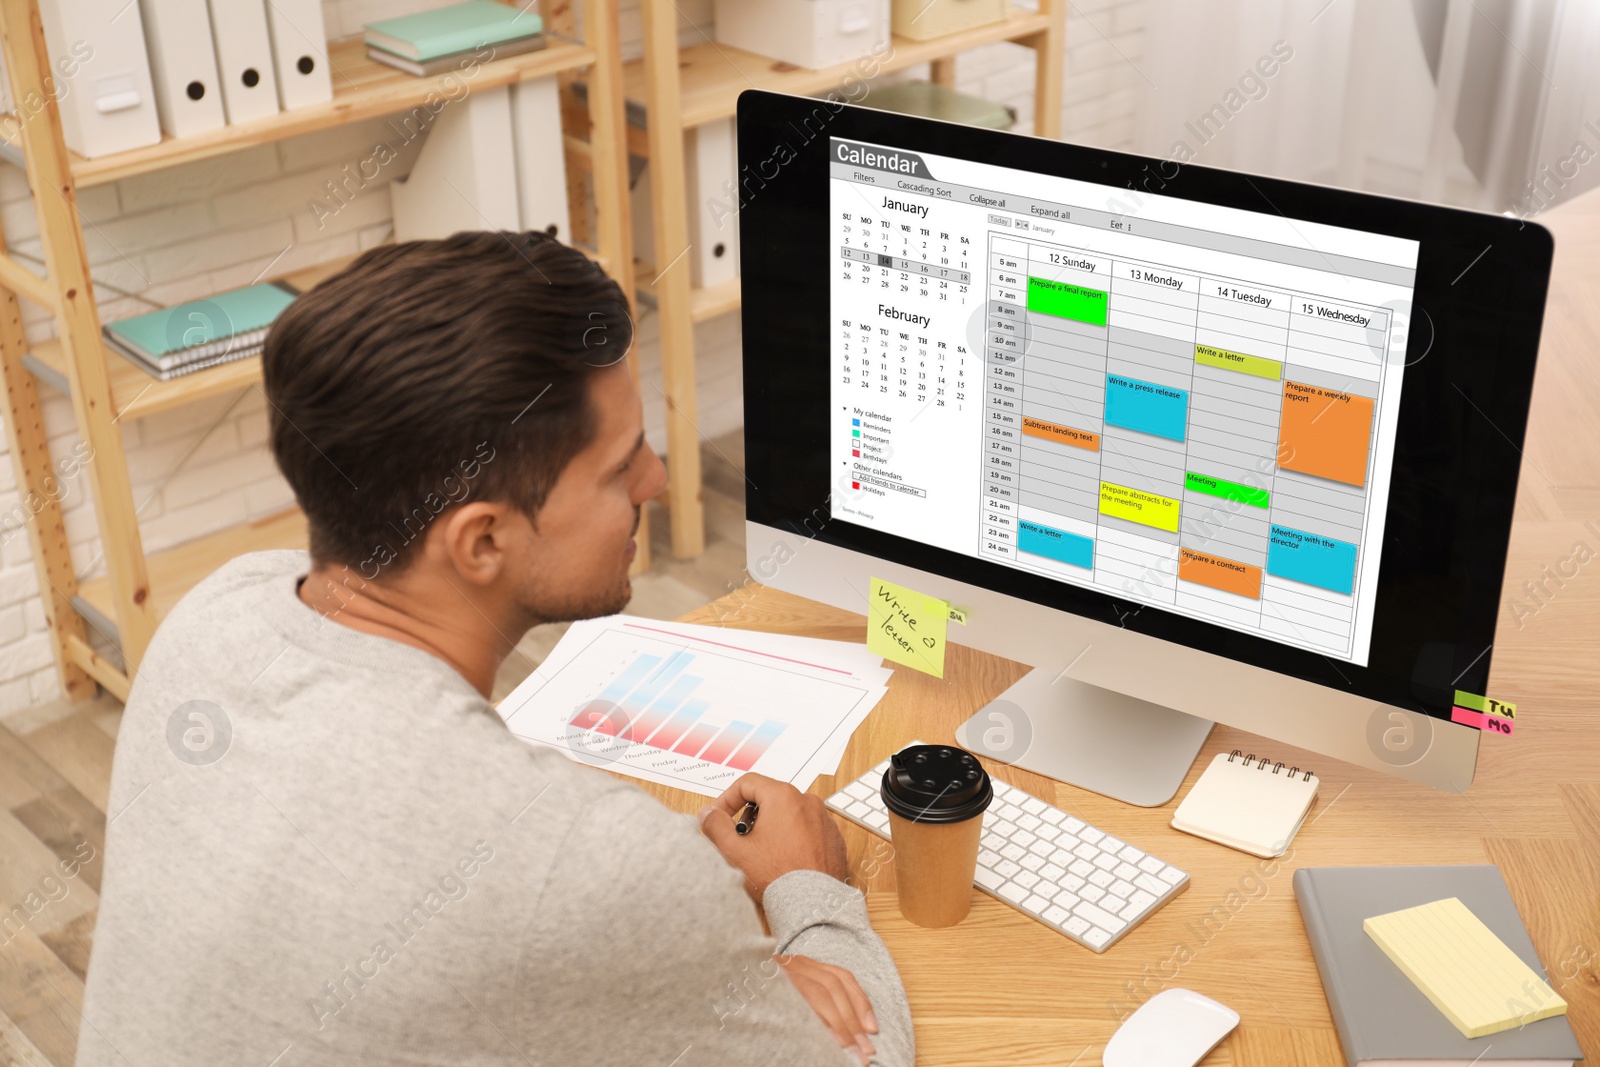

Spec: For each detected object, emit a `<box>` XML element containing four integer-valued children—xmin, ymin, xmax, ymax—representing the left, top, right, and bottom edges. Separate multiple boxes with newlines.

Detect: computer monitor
<box><xmin>735</xmin><ymin>90</ymin><xmax>1553</xmax><ymax>804</ymax></box>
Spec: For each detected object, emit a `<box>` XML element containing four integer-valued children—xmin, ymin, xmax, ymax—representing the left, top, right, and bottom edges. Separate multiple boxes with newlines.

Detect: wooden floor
<box><xmin>0</xmin><ymin>432</ymin><xmax>751</xmax><ymax>1067</ymax></box>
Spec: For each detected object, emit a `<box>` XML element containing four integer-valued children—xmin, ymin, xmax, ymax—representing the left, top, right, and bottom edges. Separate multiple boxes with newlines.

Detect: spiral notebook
<box><xmin>1171</xmin><ymin>750</ymin><xmax>1319</xmax><ymax>857</ymax></box>
<box><xmin>102</xmin><ymin>282</ymin><xmax>298</xmax><ymax>380</ymax></box>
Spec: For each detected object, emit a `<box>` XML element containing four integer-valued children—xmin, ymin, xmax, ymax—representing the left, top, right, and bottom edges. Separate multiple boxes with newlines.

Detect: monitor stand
<box><xmin>954</xmin><ymin>668</ymin><xmax>1214</xmax><ymax>807</ymax></box>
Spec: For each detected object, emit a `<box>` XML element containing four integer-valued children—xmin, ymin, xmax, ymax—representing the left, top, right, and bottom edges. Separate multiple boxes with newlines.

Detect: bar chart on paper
<box><xmin>574</xmin><ymin>649</ymin><xmax>789</xmax><ymax>771</ymax></box>
<box><xmin>499</xmin><ymin>621</ymin><xmax>890</xmax><ymax>796</ymax></box>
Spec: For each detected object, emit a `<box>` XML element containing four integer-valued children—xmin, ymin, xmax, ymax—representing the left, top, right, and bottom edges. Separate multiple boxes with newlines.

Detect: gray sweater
<box><xmin>77</xmin><ymin>551</ymin><xmax>912</xmax><ymax>1066</ymax></box>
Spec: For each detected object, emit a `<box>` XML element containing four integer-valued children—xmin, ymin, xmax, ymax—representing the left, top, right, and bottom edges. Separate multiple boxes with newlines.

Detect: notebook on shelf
<box><xmin>1294</xmin><ymin>866</ymin><xmax>1582</xmax><ymax>1067</ymax></box>
<box><xmin>367</xmin><ymin>33</ymin><xmax>546</xmax><ymax>77</ymax></box>
<box><xmin>365</xmin><ymin>1</ymin><xmax>543</xmax><ymax>62</ymax></box>
<box><xmin>102</xmin><ymin>282</ymin><xmax>298</xmax><ymax>381</ymax></box>
<box><xmin>1170</xmin><ymin>750</ymin><xmax>1319</xmax><ymax>857</ymax></box>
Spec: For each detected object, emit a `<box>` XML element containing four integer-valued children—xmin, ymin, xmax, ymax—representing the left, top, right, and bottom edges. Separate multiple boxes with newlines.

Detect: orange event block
<box><xmin>1278</xmin><ymin>380</ymin><xmax>1375</xmax><ymax>487</ymax></box>
<box><xmin>1022</xmin><ymin>417</ymin><xmax>1099</xmax><ymax>451</ymax></box>
<box><xmin>1179</xmin><ymin>548</ymin><xmax>1262</xmax><ymax>600</ymax></box>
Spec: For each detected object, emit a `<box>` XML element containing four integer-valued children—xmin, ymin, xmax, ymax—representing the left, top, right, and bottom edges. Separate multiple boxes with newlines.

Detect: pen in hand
<box><xmin>734</xmin><ymin>801</ymin><xmax>760</xmax><ymax>835</ymax></box>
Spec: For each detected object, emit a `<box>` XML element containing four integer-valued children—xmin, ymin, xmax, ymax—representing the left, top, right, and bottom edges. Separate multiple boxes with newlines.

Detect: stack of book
<box><xmin>102</xmin><ymin>283</ymin><xmax>298</xmax><ymax>381</ymax></box>
<box><xmin>365</xmin><ymin>0</ymin><xmax>545</xmax><ymax>77</ymax></box>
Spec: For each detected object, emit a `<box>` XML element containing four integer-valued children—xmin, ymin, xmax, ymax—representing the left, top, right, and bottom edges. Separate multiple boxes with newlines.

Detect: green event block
<box><xmin>1185</xmin><ymin>470</ymin><xmax>1270</xmax><ymax>509</ymax></box>
<box><xmin>1028</xmin><ymin>277</ymin><xmax>1108</xmax><ymax>326</ymax></box>
<box><xmin>1195</xmin><ymin>342</ymin><xmax>1282</xmax><ymax>380</ymax></box>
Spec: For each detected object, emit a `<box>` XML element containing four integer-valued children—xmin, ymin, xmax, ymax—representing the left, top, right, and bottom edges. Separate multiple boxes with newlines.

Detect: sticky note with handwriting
<box><xmin>1455</xmin><ymin>690</ymin><xmax>1516</xmax><ymax>719</ymax></box>
<box><xmin>1451</xmin><ymin>705</ymin><xmax>1514</xmax><ymax>735</ymax></box>
<box><xmin>868</xmin><ymin>577</ymin><xmax>947</xmax><ymax>678</ymax></box>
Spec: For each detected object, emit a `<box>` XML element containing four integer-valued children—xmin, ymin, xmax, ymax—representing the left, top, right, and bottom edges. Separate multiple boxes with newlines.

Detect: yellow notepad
<box><xmin>1364</xmin><ymin>896</ymin><xmax>1568</xmax><ymax>1038</ymax></box>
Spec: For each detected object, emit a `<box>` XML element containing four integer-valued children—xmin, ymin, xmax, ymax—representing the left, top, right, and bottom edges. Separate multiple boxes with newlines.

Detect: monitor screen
<box><xmin>828</xmin><ymin>138</ymin><xmax>1419</xmax><ymax>666</ymax></box>
<box><xmin>739</xmin><ymin>92</ymin><xmax>1550</xmax><ymax>720</ymax></box>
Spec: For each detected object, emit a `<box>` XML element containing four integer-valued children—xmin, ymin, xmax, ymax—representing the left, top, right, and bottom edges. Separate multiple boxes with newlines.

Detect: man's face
<box><xmin>506</xmin><ymin>364</ymin><xmax>666</xmax><ymax>624</ymax></box>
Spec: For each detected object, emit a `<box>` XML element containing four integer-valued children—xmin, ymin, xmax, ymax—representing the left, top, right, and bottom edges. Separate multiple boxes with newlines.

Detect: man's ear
<box><xmin>429</xmin><ymin>500</ymin><xmax>525</xmax><ymax>587</ymax></box>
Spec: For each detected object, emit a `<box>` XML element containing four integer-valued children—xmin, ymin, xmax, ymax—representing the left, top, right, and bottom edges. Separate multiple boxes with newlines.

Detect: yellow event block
<box><xmin>868</xmin><ymin>577</ymin><xmax>948</xmax><ymax>678</ymax></box>
<box><xmin>1364</xmin><ymin>897</ymin><xmax>1567</xmax><ymax>1039</ymax></box>
<box><xmin>1195</xmin><ymin>342</ymin><xmax>1282</xmax><ymax>380</ymax></box>
<box><xmin>1098</xmin><ymin>481</ymin><xmax>1180</xmax><ymax>533</ymax></box>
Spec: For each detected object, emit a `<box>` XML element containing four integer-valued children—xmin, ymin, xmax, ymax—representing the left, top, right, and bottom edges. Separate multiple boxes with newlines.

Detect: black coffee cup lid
<box><xmin>880</xmin><ymin>744</ymin><xmax>993</xmax><ymax>824</ymax></box>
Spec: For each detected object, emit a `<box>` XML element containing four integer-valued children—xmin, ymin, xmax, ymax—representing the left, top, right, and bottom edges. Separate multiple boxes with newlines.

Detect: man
<box><xmin>76</xmin><ymin>232</ymin><xmax>912</xmax><ymax>1066</ymax></box>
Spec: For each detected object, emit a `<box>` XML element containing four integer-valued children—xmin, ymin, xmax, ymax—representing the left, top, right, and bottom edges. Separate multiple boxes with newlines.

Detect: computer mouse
<box><xmin>1103</xmin><ymin>988</ymin><xmax>1240</xmax><ymax>1067</ymax></box>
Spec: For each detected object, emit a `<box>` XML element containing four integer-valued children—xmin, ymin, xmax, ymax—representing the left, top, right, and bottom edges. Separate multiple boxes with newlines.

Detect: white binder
<box><xmin>140</xmin><ymin>0</ymin><xmax>226</xmax><ymax>138</ymax></box>
<box><xmin>265</xmin><ymin>0</ymin><xmax>333</xmax><ymax>111</ymax></box>
<box><xmin>206</xmin><ymin>0</ymin><xmax>280</xmax><ymax>124</ymax></box>
<box><xmin>390</xmin><ymin>85</ymin><xmax>520</xmax><ymax>241</ymax></box>
<box><xmin>36</xmin><ymin>0</ymin><xmax>162</xmax><ymax>158</ymax></box>
<box><xmin>685</xmin><ymin>118</ymin><xmax>739</xmax><ymax>288</ymax></box>
<box><xmin>509</xmin><ymin>77</ymin><xmax>571</xmax><ymax>241</ymax></box>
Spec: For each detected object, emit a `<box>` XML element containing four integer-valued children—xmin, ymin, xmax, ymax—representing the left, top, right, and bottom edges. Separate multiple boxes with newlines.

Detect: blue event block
<box><xmin>1103</xmin><ymin>374</ymin><xmax>1188</xmax><ymax>441</ymax></box>
<box><xmin>1018</xmin><ymin>519</ymin><xmax>1095</xmax><ymax>569</ymax></box>
<box><xmin>1266</xmin><ymin>524</ymin><xmax>1358</xmax><ymax>595</ymax></box>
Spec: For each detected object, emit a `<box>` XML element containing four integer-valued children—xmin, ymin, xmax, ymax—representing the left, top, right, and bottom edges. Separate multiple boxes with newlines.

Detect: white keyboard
<box><xmin>826</xmin><ymin>752</ymin><xmax>1190</xmax><ymax>952</ymax></box>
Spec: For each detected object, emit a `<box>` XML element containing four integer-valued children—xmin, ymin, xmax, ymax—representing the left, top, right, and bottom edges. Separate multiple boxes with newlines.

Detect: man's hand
<box><xmin>698</xmin><ymin>773</ymin><xmax>848</xmax><ymax>900</ymax></box>
<box><xmin>777</xmin><ymin>954</ymin><xmax>878</xmax><ymax>1065</ymax></box>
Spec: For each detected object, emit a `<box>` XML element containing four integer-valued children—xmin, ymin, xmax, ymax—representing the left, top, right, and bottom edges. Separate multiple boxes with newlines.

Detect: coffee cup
<box><xmin>880</xmin><ymin>744</ymin><xmax>993</xmax><ymax>927</ymax></box>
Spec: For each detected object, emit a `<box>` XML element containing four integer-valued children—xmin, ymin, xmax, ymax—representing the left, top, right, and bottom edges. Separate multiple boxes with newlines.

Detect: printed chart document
<box><xmin>498</xmin><ymin>617</ymin><xmax>893</xmax><ymax>797</ymax></box>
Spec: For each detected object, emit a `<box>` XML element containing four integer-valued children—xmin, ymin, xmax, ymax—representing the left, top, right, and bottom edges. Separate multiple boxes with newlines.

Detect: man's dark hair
<box><xmin>263</xmin><ymin>230</ymin><xmax>632</xmax><ymax>574</ymax></box>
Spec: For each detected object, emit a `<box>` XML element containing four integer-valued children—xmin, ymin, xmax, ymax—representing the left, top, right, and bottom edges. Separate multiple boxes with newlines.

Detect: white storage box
<box><xmin>713</xmin><ymin>0</ymin><xmax>890</xmax><ymax>71</ymax></box>
<box><xmin>892</xmin><ymin>0</ymin><xmax>1009</xmax><ymax>42</ymax></box>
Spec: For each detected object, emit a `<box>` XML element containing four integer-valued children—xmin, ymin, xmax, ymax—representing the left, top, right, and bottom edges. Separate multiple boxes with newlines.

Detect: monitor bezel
<box><xmin>737</xmin><ymin>89</ymin><xmax>1552</xmax><ymax>722</ymax></box>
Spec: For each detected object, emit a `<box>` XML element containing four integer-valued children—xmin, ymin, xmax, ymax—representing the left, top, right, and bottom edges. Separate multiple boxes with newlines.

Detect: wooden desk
<box><xmin>640</xmin><ymin>193</ymin><xmax>1600</xmax><ymax>1065</ymax></box>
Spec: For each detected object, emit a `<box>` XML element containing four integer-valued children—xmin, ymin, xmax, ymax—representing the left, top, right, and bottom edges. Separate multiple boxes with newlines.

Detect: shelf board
<box><xmin>635</xmin><ymin>263</ymin><xmax>742</xmax><ymax>323</ymax></box>
<box><xmin>26</xmin><ymin>236</ymin><xmax>610</xmax><ymax>420</ymax></box>
<box><xmin>691</xmin><ymin>276</ymin><xmax>742</xmax><ymax>322</ymax></box>
<box><xmin>74</xmin><ymin>508</ymin><xmax>308</xmax><ymax>643</ymax></box>
<box><xmin>24</xmin><ymin>251</ymin><xmax>365</xmax><ymax>420</ymax></box>
<box><xmin>0</xmin><ymin>34</ymin><xmax>597</xmax><ymax>188</ymax></box>
<box><xmin>622</xmin><ymin>12</ymin><xmax>1053</xmax><ymax>129</ymax></box>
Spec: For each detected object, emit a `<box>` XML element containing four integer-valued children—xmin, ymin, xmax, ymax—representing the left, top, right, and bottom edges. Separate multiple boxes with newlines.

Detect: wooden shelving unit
<box><xmin>628</xmin><ymin>2</ymin><xmax>1066</xmax><ymax>558</ymax></box>
<box><xmin>0</xmin><ymin>0</ymin><xmax>638</xmax><ymax>702</ymax></box>
<box><xmin>0</xmin><ymin>34</ymin><xmax>604</xmax><ymax>187</ymax></box>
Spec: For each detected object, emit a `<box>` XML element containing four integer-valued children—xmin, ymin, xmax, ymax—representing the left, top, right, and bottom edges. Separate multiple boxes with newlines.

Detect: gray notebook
<box><xmin>1294</xmin><ymin>866</ymin><xmax>1582</xmax><ymax>1066</ymax></box>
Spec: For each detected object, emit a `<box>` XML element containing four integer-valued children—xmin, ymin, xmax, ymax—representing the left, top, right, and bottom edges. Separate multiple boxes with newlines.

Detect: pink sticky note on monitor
<box><xmin>1452</xmin><ymin>705</ymin><xmax>1514</xmax><ymax>736</ymax></box>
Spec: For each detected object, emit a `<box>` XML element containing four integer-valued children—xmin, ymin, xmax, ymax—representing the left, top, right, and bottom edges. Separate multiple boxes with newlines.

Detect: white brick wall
<box><xmin>0</xmin><ymin>0</ymin><xmax>1144</xmax><ymax>712</ymax></box>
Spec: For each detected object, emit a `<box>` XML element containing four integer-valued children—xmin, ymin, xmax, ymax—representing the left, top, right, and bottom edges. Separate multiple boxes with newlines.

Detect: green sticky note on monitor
<box><xmin>1455</xmin><ymin>690</ymin><xmax>1517</xmax><ymax>719</ymax></box>
<box><xmin>868</xmin><ymin>577</ymin><xmax>947</xmax><ymax>678</ymax></box>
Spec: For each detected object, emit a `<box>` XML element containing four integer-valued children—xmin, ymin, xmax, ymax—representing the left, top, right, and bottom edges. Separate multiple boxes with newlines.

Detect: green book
<box><xmin>103</xmin><ymin>283</ymin><xmax>297</xmax><ymax>378</ymax></box>
<box><xmin>365</xmin><ymin>1</ymin><xmax>542</xmax><ymax>62</ymax></box>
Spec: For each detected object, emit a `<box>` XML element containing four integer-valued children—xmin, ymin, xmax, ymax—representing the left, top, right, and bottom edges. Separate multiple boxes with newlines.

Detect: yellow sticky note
<box><xmin>1364</xmin><ymin>897</ymin><xmax>1567</xmax><ymax>1038</ymax></box>
<box><xmin>1484</xmin><ymin>697</ymin><xmax>1517</xmax><ymax>720</ymax></box>
<box><xmin>868</xmin><ymin>577</ymin><xmax>947</xmax><ymax>678</ymax></box>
